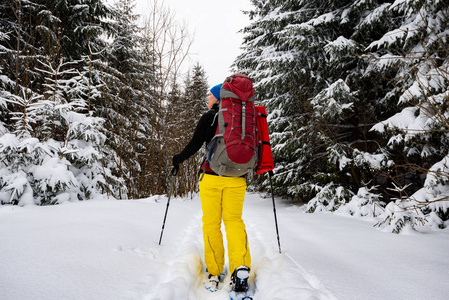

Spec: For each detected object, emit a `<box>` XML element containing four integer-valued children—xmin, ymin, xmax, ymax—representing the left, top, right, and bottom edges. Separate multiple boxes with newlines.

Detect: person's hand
<box><xmin>172</xmin><ymin>154</ymin><xmax>182</xmax><ymax>166</ymax></box>
<box><xmin>171</xmin><ymin>165</ymin><xmax>179</xmax><ymax>176</ymax></box>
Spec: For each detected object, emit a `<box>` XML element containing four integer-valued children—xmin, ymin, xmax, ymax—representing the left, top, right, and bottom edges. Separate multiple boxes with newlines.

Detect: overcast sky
<box><xmin>133</xmin><ymin>0</ymin><xmax>253</xmax><ymax>89</ymax></box>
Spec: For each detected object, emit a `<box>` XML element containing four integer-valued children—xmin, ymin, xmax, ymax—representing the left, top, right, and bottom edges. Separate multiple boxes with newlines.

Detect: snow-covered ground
<box><xmin>1</xmin><ymin>193</ymin><xmax>448</xmax><ymax>300</ymax></box>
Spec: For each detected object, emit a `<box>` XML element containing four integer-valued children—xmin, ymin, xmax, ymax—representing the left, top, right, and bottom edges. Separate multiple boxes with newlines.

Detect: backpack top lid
<box><xmin>221</xmin><ymin>74</ymin><xmax>255</xmax><ymax>102</ymax></box>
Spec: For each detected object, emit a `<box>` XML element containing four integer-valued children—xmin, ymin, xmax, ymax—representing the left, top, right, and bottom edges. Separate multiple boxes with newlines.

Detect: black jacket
<box><xmin>173</xmin><ymin>104</ymin><xmax>218</xmax><ymax>169</ymax></box>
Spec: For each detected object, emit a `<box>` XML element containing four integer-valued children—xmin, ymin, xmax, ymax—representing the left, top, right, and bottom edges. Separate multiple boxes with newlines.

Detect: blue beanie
<box><xmin>210</xmin><ymin>83</ymin><xmax>222</xmax><ymax>101</ymax></box>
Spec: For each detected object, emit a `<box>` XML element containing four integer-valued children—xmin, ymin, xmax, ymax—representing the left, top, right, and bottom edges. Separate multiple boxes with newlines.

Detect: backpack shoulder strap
<box><xmin>220</xmin><ymin>89</ymin><xmax>239</xmax><ymax>100</ymax></box>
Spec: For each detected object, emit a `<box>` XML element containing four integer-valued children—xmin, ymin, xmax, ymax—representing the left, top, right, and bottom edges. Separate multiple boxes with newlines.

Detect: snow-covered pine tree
<box><xmin>1</xmin><ymin>0</ymin><xmax>127</xmax><ymax>205</ymax></box>
<box><xmin>235</xmin><ymin>0</ymin><xmax>448</xmax><ymax>230</ymax></box>
<box><xmin>1</xmin><ymin>55</ymin><xmax>125</xmax><ymax>205</ymax></box>
<box><xmin>98</xmin><ymin>0</ymin><xmax>156</xmax><ymax>199</ymax></box>
<box><xmin>234</xmin><ymin>0</ymin><xmax>395</xmax><ymax>209</ymax></box>
<box><xmin>65</xmin><ymin>59</ymin><xmax>128</xmax><ymax>201</ymax></box>
<box><xmin>32</xmin><ymin>59</ymin><xmax>102</xmax><ymax>204</ymax></box>
<box><xmin>0</xmin><ymin>88</ymin><xmax>42</xmax><ymax>205</ymax></box>
<box><xmin>369</xmin><ymin>0</ymin><xmax>449</xmax><ymax>230</ymax></box>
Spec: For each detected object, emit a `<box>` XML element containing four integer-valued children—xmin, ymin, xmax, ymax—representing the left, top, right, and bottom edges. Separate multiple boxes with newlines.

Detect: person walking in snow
<box><xmin>172</xmin><ymin>83</ymin><xmax>251</xmax><ymax>292</ymax></box>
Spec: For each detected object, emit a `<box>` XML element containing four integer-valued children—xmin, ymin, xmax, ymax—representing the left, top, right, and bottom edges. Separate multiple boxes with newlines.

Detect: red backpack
<box><xmin>205</xmin><ymin>74</ymin><xmax>274</xmax><ymax>177</ymax></box>
<box><xmin>206</xmin><ymin>74</ymin><xmax>258</xmax><ymax>176</ymax></box>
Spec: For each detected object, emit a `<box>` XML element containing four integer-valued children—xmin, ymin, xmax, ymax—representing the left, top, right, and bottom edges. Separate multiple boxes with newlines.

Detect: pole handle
<box><xmin>172</xmin><ymin>165</ymin><xmax>179</xmax><ymax>176</ymax></box>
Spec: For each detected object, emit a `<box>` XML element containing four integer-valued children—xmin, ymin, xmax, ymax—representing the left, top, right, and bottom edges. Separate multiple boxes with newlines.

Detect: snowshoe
<box><xmin>204</xmin><ymin>269</ymin><xmax>226</xmax><ymax>292</ymax></box>
<box><xmin>231</xmin><ymin>266</ymin><xmax>250</xmax><ymax>293</ymax></box>
<box><xmin>206</xmin><ymin>274</ymin><xmax>220</xmax><ymax>291</ymax></box>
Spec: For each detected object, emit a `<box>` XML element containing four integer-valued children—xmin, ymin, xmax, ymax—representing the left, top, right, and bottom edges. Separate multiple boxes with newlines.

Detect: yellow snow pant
<box><xmin>199</xmin><ymin>174</ymin><xmax>251</xmax><ymax>276</ymax></box>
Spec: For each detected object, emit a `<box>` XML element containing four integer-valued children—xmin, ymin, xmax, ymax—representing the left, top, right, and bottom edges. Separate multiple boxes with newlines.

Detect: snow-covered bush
<box><xmin>0</xmin><ymin>57</ymin><xmax>126</xmax><ymax>205</ymax></box>
<box><xmin>375</xmin><ymin>182</ymin><xmax>429</xmax><ymax>233</ymax></box>
<box><xmin>375</xmin><ymin>199</ymin><xmax>427</xmax><ymax>234</ymax></box>
<box><xmin>306</xmin><ymin>183</ymin><xmax>352</xmax><ymax>213</ymax></box>
<box><xmin>408</xmin><ymin>155</ymin><xmax>449</xmax><ymax>229</ymax></box>
<box><xmin>30</xmin><ymin>155</ymin><xmax>79</xmax><ymax>205</ymax></box>
<box><xmin>0</xmin><ymin>169</ymin><xmax>34</xmax><ymax>206</ymax></box>
<box><xmin>0</xmin><ymin>129</ymin><xmax>116</xmax><ymax>205</ymax></box>
<box><xmin>336</xmin><ymin>186</ymin><xmax>385</xmax><ymax>218</ymax></box>
<box><xmin>0</xmin><ymin>133</ymin><xmax>38</xmax><ymax>205</ymax></box>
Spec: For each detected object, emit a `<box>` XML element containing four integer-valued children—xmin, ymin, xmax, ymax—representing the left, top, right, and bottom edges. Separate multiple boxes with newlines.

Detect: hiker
<box><xmin>172</xmin><ymin>83</ymin><xmax>251</xmax><ymax>292</ymax></box>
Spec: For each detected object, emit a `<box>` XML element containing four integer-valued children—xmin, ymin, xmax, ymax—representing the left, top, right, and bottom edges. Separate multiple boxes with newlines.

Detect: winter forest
<box><xmin>1</xmin><ymin>0</ymin><xmax>448</xmax><ymax>234</ymax></box>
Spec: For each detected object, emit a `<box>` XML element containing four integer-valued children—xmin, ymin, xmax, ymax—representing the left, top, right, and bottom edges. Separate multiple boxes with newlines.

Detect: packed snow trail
<box><xmin>1</xmin><ymin>193</ymin><xmax>449</xmax><ymax>299</ymax></box>
<box><xmin>147</xmin><ymin>199</ymin><xmax>335</xmax><ymax>300</ymax></box>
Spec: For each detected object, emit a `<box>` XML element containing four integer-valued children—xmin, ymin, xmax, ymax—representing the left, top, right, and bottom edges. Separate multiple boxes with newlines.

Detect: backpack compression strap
<box><xmin>220</xmin><ymin>89</ymin><xmax>256</xmax><ymax>140</ymax></box>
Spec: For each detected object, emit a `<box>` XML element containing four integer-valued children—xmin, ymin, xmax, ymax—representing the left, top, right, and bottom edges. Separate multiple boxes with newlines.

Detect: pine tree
<box><xmin>236</xmin><ymin>0</ymin><xmax>448</xmax><ymax>231</ymax></box>
<box><xmin>368</xmin><ymin>0</ymin><xmax>449</xmax><ymax>230</ymax></box>
<box><xmin>235</xmin><ymin>0</ymin><xmax>393</xmax><ymax>206</ymax></box>
<box><xmin>0</xmin><ymin>0</ymin><xmax>127</xmax><ymax>204</ymax></box>
<box><xmin>95</xmin><ymin>0</ymin><xmax>160</xmax><ymax>199</ymax></box>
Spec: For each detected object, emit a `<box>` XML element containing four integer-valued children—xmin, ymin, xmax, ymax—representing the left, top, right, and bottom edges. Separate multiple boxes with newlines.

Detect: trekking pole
<box><xmin>268</xmin><ymin>170</ymin><xmax>282</xmax><ymax>253</ymax></box>
<box><xmin>158</xmin><ymin>165</ymin><xmax>179</xmax><ymax>245</ymax></box>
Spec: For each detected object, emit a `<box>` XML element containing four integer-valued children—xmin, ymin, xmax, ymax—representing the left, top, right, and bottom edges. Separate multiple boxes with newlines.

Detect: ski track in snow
<box><xmin>142</xmin><ymin>195</ymin><xmax>336</xmax><ymax>300</ymax></box>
